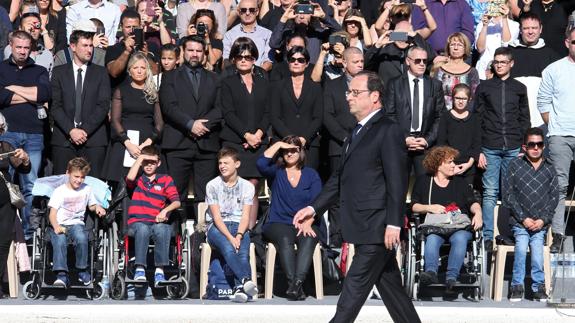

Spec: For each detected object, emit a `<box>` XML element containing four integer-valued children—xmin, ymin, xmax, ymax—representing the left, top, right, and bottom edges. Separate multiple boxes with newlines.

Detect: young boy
<box><xmin>49</xmin><ymin>158</ymin><xmax>106</xmax><ymax>287</ymax></box>
<box><xmin>205</xmin><ymin>147</ymin><xmax>257</xmax><ymax>303</ymax></box>
<box><xmin>126</xmin><ymin>145</ymin><xmax>180</xmax><ymax>287</ymax></box>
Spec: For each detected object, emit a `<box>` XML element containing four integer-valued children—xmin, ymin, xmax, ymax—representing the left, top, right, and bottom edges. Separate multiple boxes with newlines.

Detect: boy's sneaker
<box><xmin>509</xmin><ymin>285</ymin><xmax>524</xmax><ymax>302</ymax></box>
<box><xmin>229</xmin><ymin>286</ymin><xmax>248</xmax><ymax>303</ymax></box>
<box><xmin>241</xmin><ymin>278</ymin><xmax>258</xmax><ymax>297</ymax></box>
<box><xmin>134</xmin><ymin>269</ymin><xmax>147</xmax><ymax>282</ymax></box>
<box><xmin>533</xmin><ymin>285</ymin><xmax>549</xmax><ymax>302</ymax></box>
<box><xmin>154</xmin><ymin>272</ymin><xmax>166</xmax><ymax>287</ymax></box>
<box><xmin>53</xmin><ymin>272</ymin><xmax>69</xmax><ymax>288</ymax></box>
<box><xmin>78</xmin><ymin>271</ymin><xmax>92</xmax><ymax>286</ymax></box>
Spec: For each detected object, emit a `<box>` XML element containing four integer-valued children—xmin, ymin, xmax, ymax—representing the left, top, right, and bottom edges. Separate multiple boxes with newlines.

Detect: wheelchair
<box><xmin>22</xmin><ymin>176</ymin><xmax>110</xmax><ymax>300</ymax></box>
<box><xmin>403</xmin><ymin>213</ymin><xmax>487</xmax><ymax>301</ymax></box>
<box><xmin>106</xmin><ymin>183</ymin><xmax>191</xmax><ymax>300</ymax></box>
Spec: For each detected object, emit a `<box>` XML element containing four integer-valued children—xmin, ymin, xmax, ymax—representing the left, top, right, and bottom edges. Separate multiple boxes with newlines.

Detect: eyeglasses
<box><xmin>453</xmin><ymin>96</ymin><xmax>469</xmax><ymax>101</ymax></box>
<box><xmin>345</xmin><ymin>89</ymin><xmax>370</xmax><ymax>97</ymax></box>
<box><xmin>288</xmin><ymin>57</ymin><xmax>307</xmax><ymax>64</ymax></box>
<box><xmin>235</xmin><ymin>54</ymin><xmax>255</xmax><ymax>62</ymax></box>
<box><xmin>493</xmin><ymin>60</ymin><xmax>510</xmax><ymax>65</ymax></box>
<box><xmin>408</xmin><ymin>57</ymin><xmax>427</xmax><ymax>65</ymax></box>
<box><xmin>239</xmin><ymin>7</ymin><xmax>258</xmax><ymax>14</ymax></box>
<box><xmin>525</xmin><ymin>141</ymin><xmax>544</xmax><ymax>149</ymax></box>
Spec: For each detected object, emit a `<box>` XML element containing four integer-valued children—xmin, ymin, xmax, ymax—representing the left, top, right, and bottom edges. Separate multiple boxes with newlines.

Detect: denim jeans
<box><xmin>424</xmin><ymin>230</ymin><xmax>472</xmax><ymax>281</ymax></box>
<box><xmin>207</xmin><ymin>221</ymin><xmax>251</xmax><ymax>287</ymax></box>
<box><xmin>128</xmin><ymin>222</ymin><xmax>172</xmax><ymax>267</ymax></box>
<box><xmin>547</xmin><ymin>136</ymin><xmax>575</xmax><ymax>235</ymax></box>
<box><xmin>481</xmin><ymin>147</ymin><xmax>520</xmax><ymax>241</ymax></box>
<box><xmin>511</xmin><ymin>225</ymin><xmax>546</xmax><ymax>292</ymax></box>
<box><xmin>49</xmin><ymin>224</ymin><xmax>88</xmax><ymax>272</ymax></box>
<box><xmin>0</xmin><ymin>132</ymin><xmax>43</xmax><ymax>239</ymax></box>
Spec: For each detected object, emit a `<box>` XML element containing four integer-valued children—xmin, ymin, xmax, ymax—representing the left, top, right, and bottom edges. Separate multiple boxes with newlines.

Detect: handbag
<box><xmin>0</xmin><ymin>172</ymin><xmax>25</xmax><ymax>209</ymax></box>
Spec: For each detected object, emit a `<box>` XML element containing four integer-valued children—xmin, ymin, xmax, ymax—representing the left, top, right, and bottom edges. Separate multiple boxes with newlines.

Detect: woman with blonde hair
<box><xmin>102</xmin><ymin>52</ymin><xmax>164</xmax><ymax>184</ymax></box>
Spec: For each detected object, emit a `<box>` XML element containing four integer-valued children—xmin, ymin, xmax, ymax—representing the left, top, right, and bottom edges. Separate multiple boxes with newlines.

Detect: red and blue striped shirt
<box><xmin>126</xmin><ymin>174</ymin><xmax>180</xmax><ymax>225</ymax></box>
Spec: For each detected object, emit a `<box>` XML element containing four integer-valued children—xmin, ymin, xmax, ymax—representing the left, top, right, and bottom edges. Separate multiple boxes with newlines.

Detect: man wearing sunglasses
<box><xmin>384</xmin><ymin>46</ymin><xmax>445</xmax><ymax>177</ymax></box>
<box><xmin>223</xmin><ymin>0</ymin><xmax>273</xmax><ymax>71</ymax></box>
<box><xmin>502</xmin><ymin>127</ymin><xmax>558</xmax><ymax>302</ymax></box>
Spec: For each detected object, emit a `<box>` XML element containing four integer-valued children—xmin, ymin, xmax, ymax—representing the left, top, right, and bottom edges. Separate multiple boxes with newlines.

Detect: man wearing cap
<box><xmin>66</xmin><ymin>0</ymin><xmax>122</xmax><ymax>45</ymax></box>
<box><xmin>53</xmin><ymin>20</ymin><xmax>107</xmax><ymax>67</ymax></box>
<box><xmin>50</xmin><ymin>23</ymin><xmax>111</xmax><ymax>178</ymax></box>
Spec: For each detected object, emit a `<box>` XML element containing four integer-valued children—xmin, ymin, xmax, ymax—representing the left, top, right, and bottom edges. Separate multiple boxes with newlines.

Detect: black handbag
<box><xmin>322</xmin><ymin>247</ymin><xmax>343</xmax><ymax>282</ymax></box>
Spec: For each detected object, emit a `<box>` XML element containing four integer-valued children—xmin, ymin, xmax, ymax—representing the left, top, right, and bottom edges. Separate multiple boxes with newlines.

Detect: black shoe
<box><xmin>445</xmin><ymin>279</ymin><xmax>457</xmax><ymax>294</ymax></box>
<box><xmin>533</xmin><ymin>285</ymin><xmax>549</xmax><ymax>302</ymax></box>
<box><xmin>286</xmin><ymin>280</ymin><xmax>305</xmax><ymax>301</ymax></box>
<box><xmin>509</xmin><ymin>285</ymin><xmax>524</xmax><ymax>302</ymax></box>
<box><xmin>550</xmin><ymin>233</ymin><xmax>564</xmax><ymax>254</ymax></box>
<box><xmin>285</xmin><ymin>280</ymin><xmax>297</xmax><ymax>299</ymax></box>
<box><xmin>484</xmin><ymin>240</ymin><xmax>493</xmax><ymax>252</ymax></box>
<box><xmin>419</xmin><ymin>271</ymin><xmax>439</xmax><ymax>286</ymax></box>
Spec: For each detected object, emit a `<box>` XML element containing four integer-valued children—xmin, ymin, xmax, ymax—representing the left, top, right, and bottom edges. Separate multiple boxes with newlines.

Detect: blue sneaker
<box><xmin>154</xmin><ymin>272</ymin><xmax>165</xmax><ymax>287</ymax></box>
<box><xmin>53</xmin><ymin>272</ymin><xmax>69</xmax><ymax>288</ymax></box>
<box><xmin>134</xmin><ymin>269</ymin><xmax>147</xmax><ymax>282</ymax></box>
<box><xmin>78</xmin><ymin>271</ymin><xmax>92</xmax><ymax>286</ymax></box>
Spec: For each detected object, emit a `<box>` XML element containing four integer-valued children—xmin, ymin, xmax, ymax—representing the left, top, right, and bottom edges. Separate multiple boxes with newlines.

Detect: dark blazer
<box><xmin>384</xmin><ymin>74</ymin><xmax>445</xmax><ymax>146</ymax></box>
<box><xmin>311</xmin><ymin>111</ymin><xmax>408</xmax><ymax>244</ymax></box>
<box><xmin>219</xmin><ymin>73</ymin><xmax>270</xmax><ymax>144</ymax></box>
<box><xmin>270</xmin><ymin>76</ymin><xmax>323</xmax><ymax>147</ymax></box>
<box><xmin>323</xmin><ymin>75</ymin><xmax>356</xmax><ymax>156</ymax></box>
<box><xmin>50</xmin><ymin>62</ymin><xmax>111</xmax><ymax>148</ymax></box>
<box><xmin>159</xmin><ymin>66</ymin><xmax>222</xmax><ymax>152</ymax></box>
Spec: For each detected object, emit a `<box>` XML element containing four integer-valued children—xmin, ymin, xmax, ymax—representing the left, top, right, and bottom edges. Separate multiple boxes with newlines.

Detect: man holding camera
<box><xmin>310</xmin><ymin>31</ymin><xmax>349</xmax><ymax>82</ymax></box>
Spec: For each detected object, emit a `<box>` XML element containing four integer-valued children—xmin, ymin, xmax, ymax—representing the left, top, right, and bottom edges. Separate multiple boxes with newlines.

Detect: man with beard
<box><xmin>159</xmin><ymin>35</ymin><xmax>221</xmax><ymax>219</ymax></box>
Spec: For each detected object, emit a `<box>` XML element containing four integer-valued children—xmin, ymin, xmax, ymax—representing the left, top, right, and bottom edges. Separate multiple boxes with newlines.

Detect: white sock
<box><xmin>136</xmin><ymin>266</ymin><xmax>145</xmax><ymax>272</ymax></box>
<box><xmin>155</xmin><ymin>267</ymin><xmax>164</xmax><ymax>274</ymax></box>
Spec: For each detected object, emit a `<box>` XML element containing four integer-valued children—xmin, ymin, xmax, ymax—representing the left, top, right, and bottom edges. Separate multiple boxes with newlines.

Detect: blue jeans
<box><xmin>481</xmin><ymin>147</ymin><xmax>520</xmax><ymax>241</ymax></box>
<box><xmin>424</xmin><ymin>230</ymin><xmax>472</xmax><ymax>281</ymax></box>
<box><xmin>0</xmin><ymin>132</ymin><xmax>43</xmax><ymax>239</ymax></box>
<box><xmin>207</xmin><ymin>221</ymin><xmax>251</xmax><ymax>287</ymax></box>
<box><xmin>511</xmin><ymin>225</ymin><xmax>546</xmax><ymax>292</ymax></box>
<box><xmin>128</xmin><ymin>222</ymin><xmax>172</xmax><ymax>267</ymax></box>
<box><xmin>49</xmin><ymin>224</ymin><xmax>88</xmax><ymax>272</ymax></box>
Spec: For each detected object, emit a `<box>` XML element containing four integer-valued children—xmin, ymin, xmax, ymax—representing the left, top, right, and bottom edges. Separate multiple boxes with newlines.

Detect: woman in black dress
<box><xmin>102</xmin><ymin>52</ymin><xmax>164</xmax><ymax>185</ymax></box>
<box><xmin>270</xmin><ymin>46</ymin><xmax>323</xmax><ymax>170</ymax></box>
<box><xmin>0</xmin><ymin>114</ymin><xmax>30</xmax><ymax>298</ymax></box>
<box><xmin>220</xmin><ymin>37</ymin><xmax>270</xmax><ymax>228</ymax></box>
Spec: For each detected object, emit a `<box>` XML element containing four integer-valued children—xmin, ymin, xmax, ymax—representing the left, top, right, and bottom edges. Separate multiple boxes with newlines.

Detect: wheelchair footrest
<box><xmin>42</xmin><ymin>282</ymin><xmax>94</xmax><ymax>289</ymax></box>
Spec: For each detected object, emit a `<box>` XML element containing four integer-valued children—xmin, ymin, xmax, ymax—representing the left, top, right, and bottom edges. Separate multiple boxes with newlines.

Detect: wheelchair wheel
<box><xmin>110</xmin><ymin>274</ymin><xmax>126</xmax><ymax>300</ymax></box>
<box><xmin>166</xmin><ymin>276</ymin><xmax>189</xmax><ymax>300</ymax></box>
<box><xmin>86</xmin><ymin>282</ymin><xmax>106</xmax><ymax>300</ymax></box>
<box><xmin>181</xmin><ymin>224</ymin><xmax>192</xmax><ymax>298</ymax></box>
<box><xmin>23</xmin><ymin>279</ymin><xmax>41</xmax><ymax>300</ymax></box>
<box><xmin>404</xmin><ymin>227</ymin><xmax>417</xmax><ymax>299</ymax></box>
<box><xmin>477</xmin><ymin>238</ymin><xmax>487</xmax><ymax>300</ymax></box>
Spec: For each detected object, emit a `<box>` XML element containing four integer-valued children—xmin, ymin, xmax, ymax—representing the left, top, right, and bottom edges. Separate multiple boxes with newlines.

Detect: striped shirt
<box><xmin>126</xmin><ymin>174</ymin><xmax>180</xmax><ymax>225</ymax></box>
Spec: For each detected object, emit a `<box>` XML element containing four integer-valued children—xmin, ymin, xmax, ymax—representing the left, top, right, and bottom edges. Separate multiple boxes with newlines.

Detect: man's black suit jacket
<box><xmin>311</xmin><ymin>110</ymin><xmax>408</xmax><ymax>245</ymax></box>
<box><xmin>159</xmin><ymin>66</ymin><xmax>222</xmax><ymax>152</ymax></box>
<box><xmin>384</xmin><ymin>74</ymin><xmax>445</xmax><ymax>146</ymax></box>
<box><xmin>50</xmin><ymin>62</ymin><xmax>111</xmax><ymax>148</ymax></box>
<box><xmin>323</xmin><ymin>75</ymin><xmax>356</xmax><ymax>157</ymax></box>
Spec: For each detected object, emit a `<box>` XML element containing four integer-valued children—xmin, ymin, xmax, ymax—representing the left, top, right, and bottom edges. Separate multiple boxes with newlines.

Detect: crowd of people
<box><xmin>0</xmin><ymin>0</ymin><xmax>574</xmax><ymax>305</ymax></box>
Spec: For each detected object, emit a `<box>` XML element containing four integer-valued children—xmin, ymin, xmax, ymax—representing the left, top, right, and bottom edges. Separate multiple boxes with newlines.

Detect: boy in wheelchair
<box><xmin>49</xmin><ymin>158</ymin><xmax>106</xmax><ymax>287</ymax></box>
<box><xmin>125</xmin><ymin>145</ymin><xmax>181</xmax><ymax>287</ymax></box>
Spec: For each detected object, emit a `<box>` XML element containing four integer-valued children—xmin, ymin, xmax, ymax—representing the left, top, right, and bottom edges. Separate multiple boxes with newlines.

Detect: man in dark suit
<box><xmin>160</xmin><ymin>35</ymin><xmax>221</xmax><ymax>212</ymax></box>
<box><xmin>384</xmin><ymin>46</ymin><xmax>445</xmax><ymax>177</ymax></box>
<box><xmin>322</xmin><ymin>46</ymin><xmax>363</xmax><ymax>247</ymax></box>
<box><xmin>50</xmin><ymin>27</ymin><xmax>111</xmax><ymax>178</ymax></box>
<box><xmin>294</xmin><ymin>71</ymin><xmax>421</xmax><ymax>323</ymax></box>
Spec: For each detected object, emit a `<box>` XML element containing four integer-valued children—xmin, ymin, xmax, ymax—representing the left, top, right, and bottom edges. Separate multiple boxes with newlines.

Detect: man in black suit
<box><xmin>160</xmin><ymin>35</ymin><xmax>221</xmax><ymax>212</ymax></box>
<box><xmin>50</xmin><ymin>27</ymin><xmax>111</xmax><ymax>178</ymax></box>
<box><xmin>322</xmin><ymin>46</ymin><xmax>363</xmax><ymax>247</ymax></box>
<box><xmin>294</xmin><ymin>71</ymin><xmax>421</xmax><ymax>323</ymax></box>
<box><xmin>385</xmin><ymin>46</ymin><xmax>445</xmax><ymax>177</ymax></box>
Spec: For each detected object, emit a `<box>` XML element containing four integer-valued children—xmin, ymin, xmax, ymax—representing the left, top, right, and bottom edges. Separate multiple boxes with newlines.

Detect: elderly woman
<box><xmin>411</xmin><ymin>146</ymin><xmax>482</xmax><ymax>293</ymax></box>
<box><xmin>0</xmin><ymin>114</ymin><xmax>31</xmax><ymax>298</ymax></box>
<box><xmin>256</xmin><ymin>136</ymin><xmax>322</xmax><ymax>301</ymax></box>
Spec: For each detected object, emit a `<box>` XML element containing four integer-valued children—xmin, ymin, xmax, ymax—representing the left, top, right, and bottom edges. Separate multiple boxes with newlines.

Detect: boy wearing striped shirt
<box><xmin>126</xmin><ymin>145</ymin><xmax>181</xmax><ymax>286</ymax></box>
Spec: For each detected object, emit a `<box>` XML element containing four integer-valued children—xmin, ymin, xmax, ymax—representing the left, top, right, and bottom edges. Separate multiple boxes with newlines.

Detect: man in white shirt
<box><xmin>66</xmin><ymin>0</ymin><xmax>122</xmax><ymax>45</ymax></box>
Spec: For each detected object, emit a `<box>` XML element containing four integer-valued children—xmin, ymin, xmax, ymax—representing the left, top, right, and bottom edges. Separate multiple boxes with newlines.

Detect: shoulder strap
<box><xmin>428</xmin><ymin>177</ymin><xmax>433</xmax><ymax>205</ymax></box>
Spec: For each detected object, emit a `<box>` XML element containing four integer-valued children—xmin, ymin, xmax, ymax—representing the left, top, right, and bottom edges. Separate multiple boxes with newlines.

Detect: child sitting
<box><xmin>126</xmin><ymin>145</ymin><xmax>181</xmax><ymax>286</ymax></box>
<box><xmin>49</xmin><ymin>157</ymin><xmax>106</xmax><ymax>287</ymax></box>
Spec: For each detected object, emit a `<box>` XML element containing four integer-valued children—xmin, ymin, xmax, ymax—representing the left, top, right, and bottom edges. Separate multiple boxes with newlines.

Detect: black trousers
<box><xmin>0</xmin><ymin>205</ymin><xmax>15</xmax><ymax>297</ymax></box>
<box><xmin>52</xmin><ymin>145</ymin><xmax>107</xmax><ymax>178</ymax></box>
<box><xmin>328</xmin><ymin>155</ymin><xmax>343</xmax><ymax>247</ymax></box>
<box><xmin>330</xmin><ymin>243</ymin><xmax>421</xmax><ymax>323</ymax></box>
<box><xmin>263</xmin><ymin>223</ymin><xmax>318</xmax><ymax>282</ymax></box>
<box><xmin>407</xmin><ymin>150</ymin><xmax>426</xmax><ymax>178</ymax></box>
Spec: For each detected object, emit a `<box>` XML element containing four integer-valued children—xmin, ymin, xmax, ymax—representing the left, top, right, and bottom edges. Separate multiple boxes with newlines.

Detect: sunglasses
<box><xmin>408</xmin><ymin>58</ymin><xmax>427</xmax><ymax>65</ymax></box>
<box><xmin>239</xmin><ymin>7</ymin><xmax>257</xmax><ymax>14</ymax></box>
<box><xmin>288</xmin><ymin>57</ymin><xmax>307</xmax><ymax>64</ymax></box>
<box><xmin>235</xmin><ymin>54</ymin><xmax>255</xmax><ymax>62</ymax></box>
<box><xmin>525</xmin><ymin>141</ymin><xmax>544</xmax><ymax>149</ymax></box>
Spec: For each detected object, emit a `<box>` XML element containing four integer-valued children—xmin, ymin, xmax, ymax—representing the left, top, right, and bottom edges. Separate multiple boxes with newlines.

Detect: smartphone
<box><xmin>133</xmin><ymin>28</ymin><xmax>144</xmax><ymax>50</ymax></box>
<box><xmin>146</xmin><ymin>0</ymin><xmax>157</xmax><ymax>16</ymax></box>
<box><xmin>96</xmin><ymin>26</ymin><xmax>106</xmax><ymax>35</ymax></box>
<box><xmin>389</xmin><ymin>31</ymin><xmax>409</xmax><ymax>42</ymax></box>
<box><xmin>329</xmin><ymin>34</ymin><xmax>349</xmax><ymax>47</ymax></box>
<box><xmin>294</xmin><ymin>4</ymin><xmax>314</xmax><ymax>14</ymax></box>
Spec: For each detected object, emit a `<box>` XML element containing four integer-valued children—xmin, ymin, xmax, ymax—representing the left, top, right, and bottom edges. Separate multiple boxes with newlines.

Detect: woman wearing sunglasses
<box><xmin>220</xmin><ymin>37</ymin><xmax>270</xmax><ymax>229</ymax></box>
<box><xmin>270</xmin><ymin>46</ymin><xmax>323</xmax><ymax>170</ymax></box>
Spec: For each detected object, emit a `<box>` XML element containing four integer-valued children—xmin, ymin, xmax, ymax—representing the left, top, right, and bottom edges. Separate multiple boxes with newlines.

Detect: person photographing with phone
<box><xmin>135</xmin><ymin>0</ymin><xmax>177</xmax><ymax>55</ymax></box>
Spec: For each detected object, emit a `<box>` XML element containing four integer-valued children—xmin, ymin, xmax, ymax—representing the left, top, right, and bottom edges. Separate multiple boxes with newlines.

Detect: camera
<box><xmin>389</xmin><ymin>31</ymin><xmax>409</xmax><ymax>42</ymax></box>
<box><xmin>196</xmin><ymin>22</ymin><xmax>207</xmax><ymax>37</ymax></box>
<box><xmin>329</xmin><ymin>34</ymin><xmax>349</xmax><ymax>48</ymax></box>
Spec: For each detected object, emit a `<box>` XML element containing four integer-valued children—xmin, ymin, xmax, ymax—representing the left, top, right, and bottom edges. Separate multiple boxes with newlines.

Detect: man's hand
<box><xmin>531</xmin><ymin>219</ymin><xmax>544</xmax><ymax>231</ymax></box>
<box><xmin>312</xmin><ymin>2</ymin><xmax>326</xmax><ymax>19</ymax></box>
<box><xmin>405</xmin><ymin>136</ymin><xmax>419</xmax><ymax>150</ymax></box>
<box><xmin>414</xmin><ymin>137</ymin><xmax>428</xmax><ymax>150</ymax></box>
<box><xmin>228</xmin><ymin>235</ymin><xmax>241</xmax><ymax>251</ymax></box>
<box><xmin>69</xmin><ymin>128</ymin><xmax>88</xmax><ymax>145</ymax></box>
<box><xmin>156</xmin><ymin>209</ymin><xmax>169</xmax><ymax>223</ymax></box>
<box><xmin>384</xmin><ymin>226</ymin><xmax>400</xmax><ymax>250</ymax></box>
<box><xmin>95</xmin><ymin>205</ymin><xmax>106</xmax><ymax>217</ymax></box>
<box><xmin>375</xmin><ymin>31</ymin><xmax>392</xmax><ymax>48</ymax></box>
<box><xmin>244</xmin><ymin>133</ymin><xmax>261</xmax><ymax>148</ymax></box>
<box><xmin>522</xmin><ymin>217</ymin><xmax>535</xmax><ymax>230</ymax></box>
<box><xmin>280</xmin><ymin>2</ymin><xmax>297</xmax><ymax>22</ymax></box>
<box><xmin>472</xmin><ymin>213</ymin><xmax>483</xmax><ymax>231</ymax></box>
<box><xmin>191</xmin><ymin>119</ymin><xmax>210</xmax><ymax>137</ymax></box>
<box><xmin>124</xmin><ymin>34</ymin><xmax>136</xmax><ymax>53</ymax></box>
<box><xmin>293</xmin><ymin>206</ymin><xmax>315</xmax><ymax>227</ymax></box>
<box><xmin>54</xmin><ymin>225</ymin><xmax>66</xmax><ymax>234</ymax></box>
<box><xmin>478</xmin><ymin>153</ymin><xmax>487</xmax><ymax>169</ymax></box>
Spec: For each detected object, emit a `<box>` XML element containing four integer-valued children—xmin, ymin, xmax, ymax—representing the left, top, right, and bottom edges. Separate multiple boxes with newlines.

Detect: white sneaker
<box><xmin>242</xmin><ymin>279</ymin><xmax>258</xmax><ymax>297</ymax></box>
<box><xmin>230</xmin><ymin>286</ymin><xmax>248</xmax><ymax>303</ymax></box>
